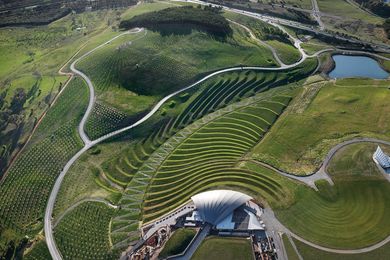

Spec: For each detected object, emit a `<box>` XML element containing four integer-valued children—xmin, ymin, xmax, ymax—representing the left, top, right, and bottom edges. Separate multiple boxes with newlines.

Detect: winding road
<box><xmin>42</xmin><ymin>3</ymin><xmax>390</xmax><ymax>260</ymax></box>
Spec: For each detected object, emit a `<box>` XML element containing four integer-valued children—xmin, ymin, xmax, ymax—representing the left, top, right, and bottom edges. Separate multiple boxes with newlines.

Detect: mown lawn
<box><xmin>192</xmin><ymin>236</ymin><xmax>253</xmax><ymax>260</ymax></box>
<box><xmin>293</xmin><ymin>237</ymin><xmax>390</xmax><ymax>260</ymax></box>
<box><xmin>282</xmin><ymin>234</ymin><xmax>300</xmax><ymax>260</ymax></box>
<box><xmin>159</xmin><ymin>228</ymin><xmax>197</xmax><ymax>258</ymax></box>
<box><xmin>252</xmin><ymin>79</ymin><xmax>390</xmax><ymax>174</ymax></box>
<box><xmin>275</xmin><ymin>141</ymin><xmax>390</xmax><ymax>249</ymax></box>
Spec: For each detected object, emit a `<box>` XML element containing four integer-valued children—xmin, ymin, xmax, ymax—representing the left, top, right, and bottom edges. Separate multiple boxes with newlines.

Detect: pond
<box><xmin>329</xmin><ymin>55</ymin><xmax>389</xmax><ymax>79</ymax></box>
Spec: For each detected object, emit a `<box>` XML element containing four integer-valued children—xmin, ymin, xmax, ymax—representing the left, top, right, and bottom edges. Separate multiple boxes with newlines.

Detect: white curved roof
<box><xmin>191</xmin><ymin>190</ymin><xmax>252</xmax><ymax>225</ymax></box>
<box><xmin>374</xmin><ymin>146</ymin><xmax>390</xmax><ymax>168</ymax></box>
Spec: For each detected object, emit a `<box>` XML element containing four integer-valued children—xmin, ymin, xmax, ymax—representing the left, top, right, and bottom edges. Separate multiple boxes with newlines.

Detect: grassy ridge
<box><xmin>120</xmin><ymin>6</ymin><xmax>232</xmax><ymax>37</ymax></box>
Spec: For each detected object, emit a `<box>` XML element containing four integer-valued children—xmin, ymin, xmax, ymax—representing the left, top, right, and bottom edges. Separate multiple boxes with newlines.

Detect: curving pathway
<box><xmin>43</xmin><ymin>8</ymin><xmax>390</xmax><ymax>260</ymax></box>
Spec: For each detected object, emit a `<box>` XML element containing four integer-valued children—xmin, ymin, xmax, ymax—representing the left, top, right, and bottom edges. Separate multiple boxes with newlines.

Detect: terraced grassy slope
<box><xmin>276</xmin><ymin>143</ymin><xmax>390</xmax><ymax>249</ymax></box>
<box><xmin>143</xmin><ymin>95</ymin><xmax>292</xmax><ymax>221</ymax></box>
<box><xmin>253</xmin><ymin>79</ymin><xmax>390</xmax><ymax>174</ymax></box>
<box><xmin>0</xmin><ymin>78</ymin><xmax>87</xmax><ymax>235</ymax></box>
<box><xmin>54</xmin><ymin>201</ymin><xmax>115</xmax><ymax>260</ymax></box>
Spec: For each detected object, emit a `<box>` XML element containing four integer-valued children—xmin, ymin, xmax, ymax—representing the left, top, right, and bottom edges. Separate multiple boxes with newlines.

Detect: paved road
<box><xmin>69</xmin><ymin>28</ymin><xmax>145</xmax><ymax>145</ymax></box>
<box><xmin>311</xmin><ymin>0</ymin><xmax>324</xmax><ymax>30</ymax></box>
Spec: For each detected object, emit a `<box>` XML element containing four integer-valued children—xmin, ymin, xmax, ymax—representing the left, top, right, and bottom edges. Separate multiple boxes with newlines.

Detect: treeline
<box><xmin>354</xmin><ymin>0</ymin><xmax>390</xmax><ymax>18</ymax></box>
<box><xmin>385</xmin><ymin>19</ymin><xmax>390</xmax><ymax>39</ymax></box>
<box><xmin>0</xmin><ymin>0</ymin><xmax>137</xmax><ymax>27</ymax></box>
<box><xmin>119</xmin><ymin>5</ymin><xmax>233</xmax><ymax>37</ymax></box>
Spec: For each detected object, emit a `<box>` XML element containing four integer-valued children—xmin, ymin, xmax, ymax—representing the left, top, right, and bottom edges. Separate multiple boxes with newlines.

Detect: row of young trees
<box><xmin>354</xmin><ymin>0</ymin><xmax>390</xmax><ymax>18</ymax></box>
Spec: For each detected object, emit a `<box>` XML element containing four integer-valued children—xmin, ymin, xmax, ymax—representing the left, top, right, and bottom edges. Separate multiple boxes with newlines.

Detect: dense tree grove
<box><xmin>354</xmin><ymin>0</ymin><xmax>390</xmax><ymax>18</ymax></box>
<box><xmin>119</xmin><ymin>6</ymin><xmax>233</xmax><ymax>38</ymax></box>
<box><xmin>384</xmin><ymin>19</ymin><xmax>390</xmax><ymax>39</ymax></box>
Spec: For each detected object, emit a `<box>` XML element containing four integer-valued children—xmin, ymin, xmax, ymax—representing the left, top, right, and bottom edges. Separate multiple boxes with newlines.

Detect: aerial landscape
<box><xmin>0</xmin><ymin>0</ymin><xmax>390</xmax><ymax>259</ymax></box>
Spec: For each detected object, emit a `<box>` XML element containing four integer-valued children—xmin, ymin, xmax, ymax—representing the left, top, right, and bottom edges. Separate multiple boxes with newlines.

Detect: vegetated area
<box><xmin>316</xmin><ymin>0</ymin><xmax>387</xmax><ymax>43</ymax></box>
<box><xmin>352</xmin><ymin>0</ymin><xmax>390</xmax><ymax>18</ymax></box>
<box><xmin>224</xmin><ymin>12</ymin><xmax>302</xmax><ymax>65</ymax></box>
<box><xmin>0</xmin><ymin>7</ymin><xmax>123</xmax><ymax>178</ymax></box>
<box><xmin>143</xmin><ymin>93</ymin><xmax>294</xmax><ymax>220</ymax></box>
<box><xmin>292</xmin><ymin>236</ymin><xmax>390</xmax><ymax>260</ymax></box>
<box><xmin>54</xmin><ymin>60</ymin><xmax>317</xmax><ymax>250</ymax></box>
<box><xmin>119</xmin><ymin>5</ymin><xmax>233</xmax><ymax>38</ymax></box>
<box><xmin>192</xmin><ymin>236</ymin><xmax>253</xmax><ymax>260</ymax></box>
<box><xmin>77</xmin><ymin>7</ymin><xmax>289</xmax><ymax>135</ymax></box>
<box><xmin>206</xmin><ymin>0</ymin><xmax>316</xmax><ymax>25</ymax></box>
<box><xmin>275</xmin><ymin>142</ymin><xmax>390</xmax><ymax>249</ymax></box>
<box><xmin>24</xmin><ymin>240</ymin><xmax>51</xmax><ymax>260</ymax></box>
<box><xmin>0</xmin><ymin>78</ymin><xmax>88</xmax><ymax>258</ymax></box>
<box><xmin>253</xmin><ymin>78</ymin><xmax>390</xmax><ymax>174</ymax></box>
<box><xmin>0</xmin><ymin>0</ymin><xmax>137</xmax><ymax>26</ymax></box>
<box><xmin>263</xmin><ymin>0</ymin><xmax>313</xmax><ymax>9</ymax></box>
<box><xmin>54</xmin><ymin>201</ymin><xmax>116</xmax><ymax>259</ymax></box>
<box><xmin>159</xmin><ymin>228</ymin><xmax>197</xmax><ymax>258</ymax></box>
<box><xmin>282</xmin><ymin>235</ymin><xmax>300</xmax><ymax>260</ymax></box>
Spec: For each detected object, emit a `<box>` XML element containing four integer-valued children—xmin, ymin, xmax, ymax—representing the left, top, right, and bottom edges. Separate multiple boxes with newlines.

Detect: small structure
<box><xmin>373</xmin><ymin>146</ymin><xmax>390</xmax><ymax>173</ymax></box>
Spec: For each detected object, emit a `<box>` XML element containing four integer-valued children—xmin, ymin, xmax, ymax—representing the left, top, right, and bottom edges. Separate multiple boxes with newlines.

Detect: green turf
<box><xmin>275</xmin><ymin>142</ymin><xmax>390</xmax><ymax>249</ymax></box>
<box><xmin>159</xmin><ymin>228</ymin><xmax>197</xmax><ymax>258</ymax></box>
<box><xmin>192</xmin><ymin>236</ymin><xmax>253</xmax><ymax>260</ymax></box>
<box><xmin>54</xmin><ymin>201</ymin><xmax>115</xmax><ymax>259</ymax></box>
<box><xmin>282</xmin><ymin>234</ymin><xmax>300</xmax><ymax>260</ymax></box>
<box><xmin>293</xmin><ymin>237</ymin><xmax>390</xmax><ymax>260</ymax></box>
<box><xmin>253</xmin><ymin>79</ymin><xmax>390</xmax><ymax>174</ymax></box>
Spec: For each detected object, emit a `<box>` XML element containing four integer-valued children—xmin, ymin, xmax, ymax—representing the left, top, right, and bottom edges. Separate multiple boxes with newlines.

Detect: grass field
<box><xmin>275</xmin><ymin>142</ymin><xmax>390</xmax><ymax>249</ymax></box>
<box><xmin>192</xmin><ymin>236</ymin><xmax>253</xmax><ymax>260</ymax></box>
<box><xmin>327</xmin><ymin>143</ymin><xmax>390</xmax><ymax>177</ymax></box>
<box><xmin>293</xmin><ymin>237</ymin><xmax>390</xmax><ymax>260</ymax></box>
<box><xmin>282</xmin><ymin>234</ymin><xmax>300</xmax><ymax>260</ymax></box>
<box><xmin>54</xmin><ymin>201</ymin><xmax>115</xmax><ymax>259</ymax></box>
<box><xmin>159</xmin><ymin>228</ymin><xmax>197</xmax><ymax>258</ymax></box>
<box><xmin>253</xmin><ymin>79</ymin><xmax>390</xmax><ymax>174</ymax></box>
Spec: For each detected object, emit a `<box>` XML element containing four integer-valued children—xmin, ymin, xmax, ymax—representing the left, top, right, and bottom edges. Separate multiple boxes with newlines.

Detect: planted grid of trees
<box><xmin>0</xmin><ymin>78</ymin><xmax>87</xmax><ymax>233</ymax></box>
<box><xmin>54</xmin><ymin>201</ymin><xmax>115</xmax><ymax>260</ymax></box>
<box><xmin>85</xmin><ymin>102</ymin><xmax>131</xmax><ymax>140</ymax></box>
<box><xmin>143</xmin><ymin>96</ymin><xmax>292</xmax><ymax>221</ymax></box>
